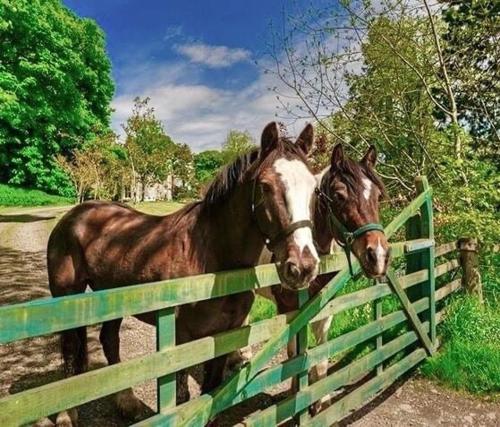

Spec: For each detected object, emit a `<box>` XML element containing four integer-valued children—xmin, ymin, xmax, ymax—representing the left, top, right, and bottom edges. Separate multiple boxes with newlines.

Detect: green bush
<box><xmin>0</xmin><ymin>184</ymin><xmax>73</xmax><ymax>207</ymax></box>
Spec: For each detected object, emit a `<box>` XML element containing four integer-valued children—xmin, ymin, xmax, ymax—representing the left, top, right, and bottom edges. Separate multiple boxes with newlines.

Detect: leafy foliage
<box><xmin>56</xmin><ymin>133</ymin><xmax>130</xmax><ymax>202</ymax></box>
<box><xmin>440</xmin><ymin>0</ymin><xmax>500</xmax><ymax>153</ymax></box>
<box><xmin>193</xmin><ymin>150</ymin><xmax>224</xmax><ymax>188</ymax></box>
<box><xmin>0</xmin><ymin>183</ymin><xmax>72</xmax><ymax>207</ymax></box>
<box><xmin>123</xmin><ymin>98</ymin><xmax>176</xmax><ymax>198</ymax></box>
<box><xmin>171</xmin><ymin>143</ymin><xmax>196</xmax><ymax>199</ymax></box>
<box><xmin>221</xmin><ymin>129</ymin><xmax>256</xmax><ymax>164</ymax></box>
<box><xmin>0</xmin><ymin>0</ymin><xmax>114</xmax><ymax>195</ymax></box>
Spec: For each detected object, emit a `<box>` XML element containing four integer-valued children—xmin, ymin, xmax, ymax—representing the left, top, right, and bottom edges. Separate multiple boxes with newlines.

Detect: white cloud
<box><xmin>111</xmin><ymin>59</ymin><xmax>311</xmax><ymax>152</ymax></box>
<box><xmin>175</xmin><ymin>42</ymin><xmax>251</xmax><ymax>68</ymax></box>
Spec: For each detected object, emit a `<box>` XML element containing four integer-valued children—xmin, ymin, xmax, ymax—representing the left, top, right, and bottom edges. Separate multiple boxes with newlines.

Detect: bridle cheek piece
<box><xmin>251</xmin><ymin>180</ymin><xmax>314</xmax><ymax>251</ymax></box>
<box><xmin>314</xmin><ymin>187</ymin><xmax>385</xmax><ymax>276</ymax></box>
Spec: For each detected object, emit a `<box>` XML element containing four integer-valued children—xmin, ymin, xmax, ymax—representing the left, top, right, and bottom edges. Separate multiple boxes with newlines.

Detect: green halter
<box><xmin>315</xmin><ymin>187</ymin><xmax>385</xmax><ymax>276</ymax></box>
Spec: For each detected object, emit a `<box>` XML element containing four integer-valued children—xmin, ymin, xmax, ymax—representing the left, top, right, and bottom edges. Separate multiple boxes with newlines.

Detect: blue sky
<box><xmin>63</xmin><ymin>0</ymin><xmax>318</xmax><ymax>151</ymax></box>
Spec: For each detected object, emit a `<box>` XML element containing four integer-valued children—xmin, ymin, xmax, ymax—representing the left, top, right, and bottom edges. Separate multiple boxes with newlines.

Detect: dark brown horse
<box><xmin>47</xmin><ymin>122</ymin><xmax>320</xmax><ymax>426</ymax></box>
<box><xmin>241</xmin><ymin>143</ymin><xmax>390</xmax><ymax>413</ymax></box>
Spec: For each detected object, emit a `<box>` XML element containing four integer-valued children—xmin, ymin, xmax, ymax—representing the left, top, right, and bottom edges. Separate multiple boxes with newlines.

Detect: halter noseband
<box><xmin>251</xmin><ymin>180</ymin><xmax>314</xmax><ymax>251</ymax></box>
<box><xmin>315</xmin><ymin>186</ymin><xmax>384</xmax><ymax>276</ymax></box>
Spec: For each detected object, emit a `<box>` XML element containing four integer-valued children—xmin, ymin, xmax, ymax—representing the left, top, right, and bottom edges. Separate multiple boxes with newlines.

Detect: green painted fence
<box><xmin>0</xmin><ymin>176</ymin><xmax>464</xmax><ymax>426</ymax></box>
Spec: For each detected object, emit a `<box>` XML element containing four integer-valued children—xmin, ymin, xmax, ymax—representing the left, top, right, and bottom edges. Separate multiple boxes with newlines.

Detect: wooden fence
<box><xmin>0</xmin><ymin>176</ymin><xmax>467</xmax><ymax>426</ymax></box>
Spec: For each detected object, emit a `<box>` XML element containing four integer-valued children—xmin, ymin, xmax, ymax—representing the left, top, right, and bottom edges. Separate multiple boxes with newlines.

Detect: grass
<box><xmin>248</xmin><ymin>257</ymin><xmax>500</xmax><ymax>397</ymax></box>
<box><xmin>421</xmin><ymin>295</ymin><xmax>500</xmax><ymax>395</ymax></box>
<box><xmin>0</xmin><ymin>184</ymin><xmax>73</xmax><ymax>208</ymax></box>
<box><xmin>132</xmin><ymin>200</ymin><xmax>186</xmax><ymax>215</ymax></box>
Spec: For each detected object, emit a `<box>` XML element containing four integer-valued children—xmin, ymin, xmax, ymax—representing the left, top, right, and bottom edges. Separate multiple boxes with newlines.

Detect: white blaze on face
<box><xmin>375</xmin><ymin>237</ymin><xmax>387</xmax><ymax>275</ymax></box>
<box><xmin>273</xmin><ymin>158</ymin><xmax>319</xmax><ymax>261</ymax></box>
<box><xmin>362</xmin><ymin>177</ymin><xmax>373</xmax><ymax>201</ymax></box>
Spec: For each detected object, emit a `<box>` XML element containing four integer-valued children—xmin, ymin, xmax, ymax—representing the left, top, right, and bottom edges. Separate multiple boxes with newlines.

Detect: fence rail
<box><xmin>0</xmin><ymin>176</ymin><xmax>469</xmax><ymax>427</ymax></box>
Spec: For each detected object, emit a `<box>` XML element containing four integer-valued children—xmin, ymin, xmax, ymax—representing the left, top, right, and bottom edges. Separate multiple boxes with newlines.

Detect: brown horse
<box><xmin>47</xmin><ymin>122</ymin><xmax>320</xmax><ymax>426</ymax></box>
<box><xmin>239</xmin><ymin>143</ymin><xmax>390</xmax><ymax>413</ymax></box>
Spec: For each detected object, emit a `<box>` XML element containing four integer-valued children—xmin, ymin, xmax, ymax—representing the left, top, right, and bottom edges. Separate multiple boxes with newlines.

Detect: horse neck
<box><xmin>313</xmin><ymin>198</ymin><xmax>336</xmax><ymax>256</ymax></box>
<box><xmin>202</xmin><ymin>181</ymin><xmax>266</xmax><ymax>269</ymax></box>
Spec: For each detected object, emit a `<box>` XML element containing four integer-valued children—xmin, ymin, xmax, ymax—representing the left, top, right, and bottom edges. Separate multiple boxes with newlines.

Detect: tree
<box><xmin>0</xmin><ymin>0</ymin><xmax>114</xmax><ymax>195</ymax></box>
<box><xmin>320</xmin><ymin>16</ymin><xmax>445</xmax><ymax>192</ymax></box>
<box><xmin>440</xmin><ymin>0</ymin><xmax>500</xmax><ymax>156</ymax></box>
<box><xmin>269</xmin><ymin>0</ymin><xmax>499</xmax><ymax>248</ymax></box>
<box><xmin>267</xmin><ymin>0</ymin><xmax>467</xmax><ymax>190</ymax></box>
<box><xmin>56</xmin><ymin>133</ymin><xmax>130</xmax><ymax>202</ymax></box>
<box><xmin>221</xmin><ymin>130</ymin><xmax>256</xmax><ymax>163</ymax></box>
<box><xmin>194</xmin><ymin>150</ymin><xmax>224</xmax><ymax>188</ymax></box>
<box><xmin>123</xmin><ymin>98</ymin><xmax>176</xmax><ymax>201</ymax></box>
<box><xmin>170</xmin><ymin>143</ymin><xmax>195</xmax><ymax>199</ymax></box>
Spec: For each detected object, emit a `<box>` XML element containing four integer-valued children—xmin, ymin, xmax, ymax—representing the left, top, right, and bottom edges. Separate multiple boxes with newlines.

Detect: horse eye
<box><xmin>261</xmin><ymin>182</ymin><xmax>272</xmax><ymax>193</ymax></box>
<box><xmin>334</xmin><ymin>191</ymin><xmax>347</xmax><ymax>202</ymax></box>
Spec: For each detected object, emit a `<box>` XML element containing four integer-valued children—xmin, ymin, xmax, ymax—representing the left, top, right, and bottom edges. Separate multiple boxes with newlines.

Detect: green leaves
<box><xmin>0</xmin><ymin>0</ymin><xmax>114</xmax><ymax>195</ymax></box>
<box><xmin>221</xmin><ymin>129</ymin><xmax>256</xmax><ymax>164</ymax></box>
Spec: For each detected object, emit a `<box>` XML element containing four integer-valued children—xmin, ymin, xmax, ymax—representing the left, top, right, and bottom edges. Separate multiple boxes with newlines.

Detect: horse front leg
<box><xmin>99</xmin><ymin>319</ymin><xmax>144</xmax><ymax>420</ymax></box>
<box><xmin>202</xmin><ymin>355</ymin><xmax>228</xmax><ymax>394</ymax></box>
<box><xmin>226</xmin><ymin>314</ymin><xmax>253</xmax><ymax>372</ymax></box>
<box><xmin>309</xmin><ymin>316</ymin><xmax>333</xmax><ymax>415</ymax></box>
<box><xmin>55</xmin><ymin>327</ymin><xmax>88</xmax><ymax>427</ymax></box>
<box><xmin>287</xmin><ymin>338</ymin><xmax>299</xmax><ymax>392</ymax></box>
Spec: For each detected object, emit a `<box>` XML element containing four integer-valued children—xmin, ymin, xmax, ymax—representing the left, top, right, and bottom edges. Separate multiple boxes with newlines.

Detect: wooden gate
<box><xmin>0</xmin><ymin>176</ymin><xmax>464</xmax><ymax>426</ymax></box>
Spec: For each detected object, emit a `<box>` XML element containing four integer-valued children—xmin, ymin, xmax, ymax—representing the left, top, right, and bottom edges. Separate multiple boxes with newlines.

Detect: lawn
<box><xmin>132</xmin><ymin>200</ymin><xmax>186</xmax><ymax>215</ymax></box>
<box><xmin>0</xmin><ymin>184</ymin><xmax>73</xmax><ymax>208</ymax></box>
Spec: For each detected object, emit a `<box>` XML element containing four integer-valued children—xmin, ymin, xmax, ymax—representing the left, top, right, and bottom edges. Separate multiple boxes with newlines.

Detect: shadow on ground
<box><xmin>0</xmin><ymin>214</ymin><xmax>56</xmax><ymax>223</ymax></box>
<box><xmin>0</xmin><ymin>245</ymin><xmax>157</xmax><ymax>426</ymax></box>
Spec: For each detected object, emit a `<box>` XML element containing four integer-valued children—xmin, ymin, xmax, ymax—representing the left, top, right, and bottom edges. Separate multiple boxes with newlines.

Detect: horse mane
<box><xmin>201</xmin><ymin>137</ymin><xmax>308</xmax><ymax>210</ymax></box>
<box><xmin>327</xmin><ymin>156</ymin><xmax>387</xmax><ymax>198</ymax></box>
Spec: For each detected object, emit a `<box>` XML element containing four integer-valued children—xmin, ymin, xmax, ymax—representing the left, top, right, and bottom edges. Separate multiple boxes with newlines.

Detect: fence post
<box><xmin>156</xmin><ymin>307</ymin><xmax>176</xmax><ymax>411</ymax></box>
<box><xmin>405</xmin><ymin>176</ymin><xmax>436</xmax><ymax>347</ymax></box>
<box><xmin>295</xmin><ymin>288</ymin><xmax>309</xmax><ymax>424</ymax></box>
<box><xmin>457</xmin><ymin>237</ymin><xmax>483</xmax><ymax>303</ymax></box>
<box><xmin>374</xmin><ymin>282</ymin><xmax>383</xmax><ymax>376</ymax></box>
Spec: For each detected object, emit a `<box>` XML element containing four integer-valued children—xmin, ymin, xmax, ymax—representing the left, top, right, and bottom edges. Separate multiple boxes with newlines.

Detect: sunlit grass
<box><xmin>422</xmin><ymin>295</ymin><xmax>500</xmax><ymax>395</ymax></box>
<box><xmin>132</xmin><ymin>200</ymin><xmax>186</xmax><ymax>215</ymax></box>
<box><xmin>0</xmin><ymin>184</ymin><xmax>73</xmax><ymax>208</ymax></box>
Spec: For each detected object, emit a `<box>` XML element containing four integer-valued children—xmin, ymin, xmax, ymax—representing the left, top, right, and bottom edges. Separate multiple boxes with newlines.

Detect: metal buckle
<box><xmin>345</xmin><ymin>233</ymin><xmax>355</xmax><ymax>245</ymax></box>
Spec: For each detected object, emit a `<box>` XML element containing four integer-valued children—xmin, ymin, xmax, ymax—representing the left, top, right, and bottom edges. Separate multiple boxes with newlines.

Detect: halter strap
<box><xmin>266</xmin><ymin>219</ymin><xmax>314</xmax><ymax>250</ymax></box>
<box><xmin>252</xmin><ymin>180</ymin><xmax>314</xmax><ymax>250</ymax></box>
<box><xmin>315</xmin><ymin>187</ymin><xmax>384</xmax><ymax>276</ymax></box>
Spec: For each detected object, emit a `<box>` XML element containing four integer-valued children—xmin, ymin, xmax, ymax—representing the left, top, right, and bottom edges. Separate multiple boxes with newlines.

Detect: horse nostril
<box><xmin>366</xmin><ymin>247</ymin><xmax>377</xmax><ymax>264</ymax></box>
<box><xmin>285</xmin><ymin>261</ymin><xmax>301</xmax><ymax>283</ymax></box>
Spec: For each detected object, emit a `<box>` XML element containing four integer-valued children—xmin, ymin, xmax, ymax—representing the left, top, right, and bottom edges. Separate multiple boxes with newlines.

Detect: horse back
<box><xmin>48</xmin><ymin>201</ymin><xmax>201</xmax><ymax>292</ymax></box>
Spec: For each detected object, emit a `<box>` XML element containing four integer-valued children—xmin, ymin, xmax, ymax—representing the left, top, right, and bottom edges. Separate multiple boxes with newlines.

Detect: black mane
<box><xmin>323</xmin><ymin>156</ymin><xmax>386</xmax><ymax>198</ymax></box>
<box><xmin>202</xmin><ymin>138</ymin><xmax>309</xmax><ymax>210</ymax></box>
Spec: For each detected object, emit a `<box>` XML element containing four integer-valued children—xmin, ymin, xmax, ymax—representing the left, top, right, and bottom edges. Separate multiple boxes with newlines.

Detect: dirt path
<box><xmin>0</xmin><ymin>206</ymin><xmax>498</xmax><ymax>426</ymax></box>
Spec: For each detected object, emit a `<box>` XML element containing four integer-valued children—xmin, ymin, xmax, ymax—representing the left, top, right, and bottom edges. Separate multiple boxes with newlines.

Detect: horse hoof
<box><xmin>34</xmin><ymin>417</ymin><xmax>55</xmax><ymax>427</ymax></box>
<box><xmin>115</xmin><ymin>388</ymin><xmax>143</xmax><ymax>420</ymax></box>
<box><xmin>226</xmin><ymin>348</ymin><xmax>252</xmax><ymax>372</ymax></box>
<box><xmin>55</xmin><ymin>409</ymin><xmax>78</xmax><ymax>427</ymax></box>
<box><xmin>309</xmin><ymin>393</ymin><xmax>332</xmax><ymax>416</ymax></box>
<box><xmin>309</xmin><ymin>400</ymin><xmax>322</xmax><ymax>416</ymax></box>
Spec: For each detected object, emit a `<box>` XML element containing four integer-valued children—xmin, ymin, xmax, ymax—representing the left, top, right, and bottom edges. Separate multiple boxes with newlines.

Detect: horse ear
<box><xmin>330</xmin><ymin>144</ymin><xmax>344</xmax><ymax>169</ymax></box>
<box><xmin>261</xmin><ymin>122</ymin><xmax>280</xmax><ymax>156</ymax></box>
<box><xmin>362</xmin><ymin>145</ymin><xmax>377</xmax><ymax>168</ymax></box>
<box><xmin>296</xmin><ymin>123</ymin><xmax>314</xmax><ymax>155</ymax></box>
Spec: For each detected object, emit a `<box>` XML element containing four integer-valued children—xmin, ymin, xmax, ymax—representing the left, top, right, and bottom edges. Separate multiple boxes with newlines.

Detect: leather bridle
<box><xmin>315</xmin><ymin>181</ymin><xmax>384</xmax><ymax>276</ymax></box>
<box><xmin>251</xmin><ymin>179</ymin><xmax>314</xmax><ymax>251</ymax></box>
